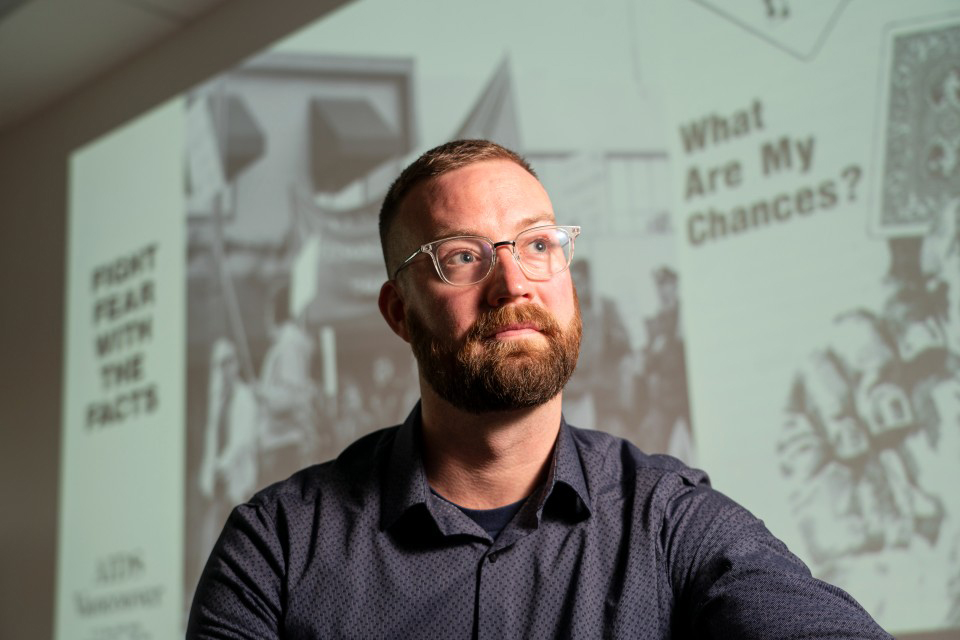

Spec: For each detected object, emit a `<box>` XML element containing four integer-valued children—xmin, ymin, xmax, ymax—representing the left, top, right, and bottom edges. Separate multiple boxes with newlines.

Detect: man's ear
<box><xmin>378</xmin><ymin>280</ymin><xmax>411</xmax><ymax>343</ymax></box>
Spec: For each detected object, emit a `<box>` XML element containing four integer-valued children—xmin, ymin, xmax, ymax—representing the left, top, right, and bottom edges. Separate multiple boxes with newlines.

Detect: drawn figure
<box><xmin>197</xmin><ymin>338</ymin><xmax>259</xmax><ymax>572</ymax></box>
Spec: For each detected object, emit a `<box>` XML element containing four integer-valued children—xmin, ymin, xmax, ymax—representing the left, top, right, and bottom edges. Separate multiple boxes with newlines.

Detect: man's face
<box><xmin>385</xmin><ymin>159</ymin><xmax>582</xmax><ymax>413</ymax></box>
<box><xmin>657</xmin><ymin>280</ymin><xmax>678</xmax><ymax>310</ymax></box>
<box><xmin>218</xmin><ymin>350</ymin><xmax>239</xmax><ymax>386</ymax></box>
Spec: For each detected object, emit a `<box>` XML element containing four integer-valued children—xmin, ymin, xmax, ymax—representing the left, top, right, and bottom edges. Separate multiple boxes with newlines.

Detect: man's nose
<box><xmin>485</xmin><ymin>244</ymin><xmax>531</xmax><ymax>306</ymax></box>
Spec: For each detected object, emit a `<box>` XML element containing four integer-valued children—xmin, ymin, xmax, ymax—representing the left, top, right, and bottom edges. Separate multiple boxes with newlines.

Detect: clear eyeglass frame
<box><xmin>393</xmin><ymin>224</ymin><xmax>581</xmax><ymax>286</ymax></box>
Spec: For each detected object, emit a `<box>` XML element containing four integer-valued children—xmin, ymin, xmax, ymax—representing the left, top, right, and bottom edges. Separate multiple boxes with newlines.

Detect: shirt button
<box><xmin>489</xmin><ymin>555</ymin><xmax>498</xmax><ymax>564</ymax></box>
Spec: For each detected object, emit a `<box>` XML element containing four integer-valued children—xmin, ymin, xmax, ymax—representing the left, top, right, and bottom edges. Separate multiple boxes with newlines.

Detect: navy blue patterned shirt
<box><xmin>187</xmin><ymin>404</ymin><xmax>892</xmax><ymax>639</ymax></box>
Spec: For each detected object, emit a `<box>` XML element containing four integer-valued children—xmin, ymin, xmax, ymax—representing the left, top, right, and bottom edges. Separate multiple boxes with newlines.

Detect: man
<box><xmin>188</xmin><ymin>139</ymin><xmax>891</xmax><ymax>638</ymax></box>
<box><xmin>257</xmin><ymin>284</ymin><xmax>322</xmax><ymax>488</ymax></box>
<box><xmin>563</xmin><ymin>258</ymin><xmax>632</xmax><ymax>434</ymax></box>
<box><xmin>637</xmin><ymin>266</ymin><xmax>693</xmax><ymax>461</ymax></box>
<box><xmin>194</xmin><ymin>338</ymin><xmax>258</xmax><ymax>589</ymax></box>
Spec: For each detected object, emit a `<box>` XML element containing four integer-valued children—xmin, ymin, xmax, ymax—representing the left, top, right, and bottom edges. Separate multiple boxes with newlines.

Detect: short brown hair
<box><xmin>378</xmin><ymin>139</ymin><xmax>537</xmax><ymax>273</ymax></box>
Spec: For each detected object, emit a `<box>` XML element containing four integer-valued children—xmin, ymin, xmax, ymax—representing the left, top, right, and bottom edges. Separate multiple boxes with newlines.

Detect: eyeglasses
<box><xmin>394</xmin><ymin>224</ymin><xmax>581</xmax><ymax>286</ymax></box>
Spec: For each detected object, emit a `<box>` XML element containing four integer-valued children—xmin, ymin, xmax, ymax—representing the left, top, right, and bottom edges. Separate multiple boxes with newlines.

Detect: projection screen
<box><xmin>57</xmin><ymin>1</ymin><xmax>960</xmax><ymax>637</ymax></box>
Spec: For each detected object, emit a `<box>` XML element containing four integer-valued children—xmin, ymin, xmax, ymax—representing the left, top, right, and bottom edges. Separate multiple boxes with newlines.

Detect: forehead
<box><xmin>398</xmin><ymin>159</ymin><xmax>555</xmax><ymax>242</ymax></box>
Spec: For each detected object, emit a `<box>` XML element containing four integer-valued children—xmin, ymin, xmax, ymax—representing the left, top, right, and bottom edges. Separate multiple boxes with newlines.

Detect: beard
<box><xmin>406</xmin><ymin>297</ymin><xmax>582</xmax><ymax>414</ymax></box>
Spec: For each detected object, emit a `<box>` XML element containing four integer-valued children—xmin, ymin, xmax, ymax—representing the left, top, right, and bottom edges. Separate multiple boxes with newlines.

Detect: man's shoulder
<box><xmin>245</xmin><ymin>425</ymin><xmax>400</xmax><ymax>514</ymax></box>
<box><xmin>565</xmin><ymin>423</ymin><xmax>710</xmax><ymax>497</ymax></box>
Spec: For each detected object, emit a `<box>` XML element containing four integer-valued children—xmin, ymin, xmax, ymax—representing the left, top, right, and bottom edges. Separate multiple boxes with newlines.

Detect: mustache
<box><xmin>466</xmin><ymin>305</ymin><xmax>562</xmax><ymax>342</ymax></box>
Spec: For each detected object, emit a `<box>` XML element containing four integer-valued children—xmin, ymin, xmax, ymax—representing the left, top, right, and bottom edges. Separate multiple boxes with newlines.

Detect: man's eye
<box><xmin>526</xmin><ymin>238</ymin><xmax>550</xmax><ymax>253</ymax></box>
<box><xmin>444</xmin><ymin>251</ymin><xmax>479</xmax><ymax>266</ymax></box>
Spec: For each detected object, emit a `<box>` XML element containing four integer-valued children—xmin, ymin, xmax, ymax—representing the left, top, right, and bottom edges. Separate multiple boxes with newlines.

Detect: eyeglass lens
<box><xmin>434</xmin><ymin>227</ymin><xmax>574</xmax><ymax>285</ymax></box>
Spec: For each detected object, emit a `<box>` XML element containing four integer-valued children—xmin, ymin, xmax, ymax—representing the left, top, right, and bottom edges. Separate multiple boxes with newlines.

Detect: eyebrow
<box><xmin>431</xmin><ymin>213</ymin><xmax>557</xmax><ymax>240</ymax></box>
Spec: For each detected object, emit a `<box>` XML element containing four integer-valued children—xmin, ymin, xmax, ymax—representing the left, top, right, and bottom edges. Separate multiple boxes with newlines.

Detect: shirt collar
<box><xmin>539</xmin><ymin>414</ymin><xmax>592</xmax><ymax>521</ymax></box>
<box><xmin>380</xmin><ymin>403</ymin><xmax>430</xmax><ymax>532</ymax></box>
<box><xmin>380</xmin><ymin>403</ymin><xmax>593</xmax><ymax>535</ymax></box>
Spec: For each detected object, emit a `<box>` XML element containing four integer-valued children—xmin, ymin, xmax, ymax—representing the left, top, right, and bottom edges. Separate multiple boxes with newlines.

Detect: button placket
<box><xmin>476</xmin><ymin>547</ymin><xmax>507</xmax><ymax>640</ymax></box>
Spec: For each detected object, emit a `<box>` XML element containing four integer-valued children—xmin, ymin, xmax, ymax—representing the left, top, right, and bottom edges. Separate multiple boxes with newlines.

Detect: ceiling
<box><xmin>0</xmin><ymin>0</ymin><xmax>230</xmax><ymax>133</ymax></box>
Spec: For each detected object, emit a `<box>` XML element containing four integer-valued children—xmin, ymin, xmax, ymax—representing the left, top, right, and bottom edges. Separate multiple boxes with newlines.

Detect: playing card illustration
<box><xmin>873</xmin><ymin>17</ymin><xmax>960</xmax><ymax>237</ymax></box>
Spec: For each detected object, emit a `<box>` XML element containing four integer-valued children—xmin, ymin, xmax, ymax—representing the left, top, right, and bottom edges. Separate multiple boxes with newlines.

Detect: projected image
<box><xmin>778</xmin><ymin>17</ymin><xmax>960</xmax><ymax>627</ymax></box>
<box><xmin>691</xmin><ymin>0</ymin><xmax>850</xmax><ymax>60</ymax></box>
<box><xmin>181</xmin><ymin>50</ymin><xmax>690</xmax><ymax>612</ymax></box>
<box><xmin>779</xmin><ymin>224</ymin><xmax>960</xmax><ymax>627</ymax></box>
<box><xmin>56</xmin><ymin>2</ymin><xmax>960</xmax><ymax>638</ymax></box>
<box><xmin>182</xmin><ymin>52</ymin><xmax>420</xmax><ymax>611</ymax></box>
<box><xmin>873</xmin><ymin>21</ymin><xmax>960</xmax><ymax>237</ymax></box>
<box><xmin>563</xmin><ymin>259</ymin><xmax>691</xmax><ymax>461</ymax></box>
<box><xmin>634</xmin><ymin>265</ymin><xmax>692</xmax><ymax>460</ymax></box>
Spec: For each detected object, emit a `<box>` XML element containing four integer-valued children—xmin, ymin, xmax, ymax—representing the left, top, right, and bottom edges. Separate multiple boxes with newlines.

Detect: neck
<box><xmin>418</xmin><ymin>382</ymin><xmax>562</xmax><ymax>510</ymax></box>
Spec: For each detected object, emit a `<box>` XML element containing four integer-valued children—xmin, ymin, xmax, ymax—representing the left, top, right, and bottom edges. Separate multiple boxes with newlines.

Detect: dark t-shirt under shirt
<box><xmin>432</xmin><ymin>490</ymin><xmax>527</xmax><ymax>539</ymax></box>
